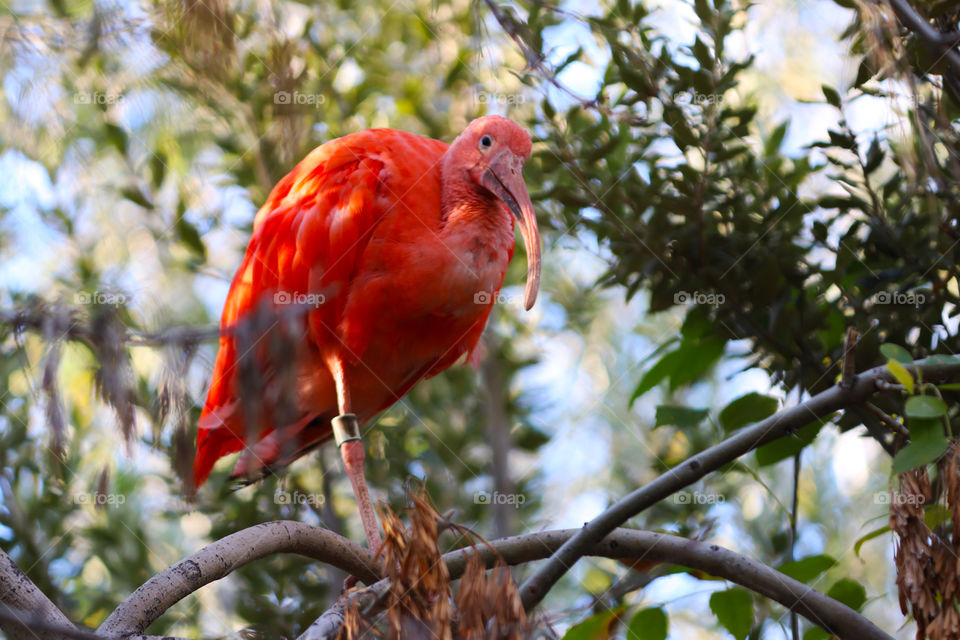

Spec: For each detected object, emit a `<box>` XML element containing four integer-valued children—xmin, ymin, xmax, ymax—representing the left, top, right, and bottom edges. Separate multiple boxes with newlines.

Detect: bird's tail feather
<box><xmin>193</xmin><ymin>411</ymin><xmax>245</xmax><ymax>488</ymax></box>
<box><xmin>227</xmin><ymin>413</ymin><xmax>335</xmax><ymax>485</ymax></box>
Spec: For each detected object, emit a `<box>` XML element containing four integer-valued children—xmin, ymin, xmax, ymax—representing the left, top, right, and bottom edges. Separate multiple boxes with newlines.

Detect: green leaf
<box><xmin>555</xmin><ymin>47</ymin><xmax>583</xmax><ymax>75</ymax></box>
<box><xmin>892</xmin><ymin>431</ymin><xmax>950</xmax><ymax>475</ymax></box>
<box><xmin>764</xmin><ymin>121</ymin><xmax>789</xmax><ymax>156</ymax></box>
<box><xmin>709</xmin><ymin>588</ymin><xmax>753</xmax><ymax>640</ymax></box>
<box><xmin>631</xmin><ymin>352</ymin><xmax>683</xmax><ymax>405</ymax></box>
<box><xmin>120</xmin><ymin>186</ymin><xmax>154</xmax><ymax>210</ymax></box>
<box><xmin>777</xmin><ymin>554</ymin><xmax>836</xmax><ymax>583</ymax></box>
<box><xmin>150</xmin><ymin>152</ymin><xmax>167</xmax><ymax>188</ymax></box>
<box><xmin>855</xmin><ymin>56</ymin><xmax>877</xmax><ymax>86</ymax></box>
<box><xmin>826</xmin><ymin>578</ymin><xmax>866</xmax><ymax>611</ymax></box>
<box><xmin>812</xmin><ymin>220</ymin><xmax>828</xmax><ymax>243</ymax></box>
<box><xmin>694</xmin><ymin>0</ymin><xmax>712</xmax><ymax>24</ymax></box>
<box><xmin>681</xmin><ymin>307</ymin><xmax>714</xmax><ymax>339</ymax></box>
<box><xmin>925</xmin><ymin>503</ymin><xmax>951</xmax><ymax>530</ymax></box>
<box><xmin>920</xmin><ymin>354</ymin><xmax>960</xmax><ymax>365</ymax></box>
<box><xmin>512</xmin><ymin>423</ymin><xmax>550</xmax><ymax>451</ymax></box>
<box><xmin>803</xmin><ymin>627</ymin><xmax>831</xmax><ymax>640</ymax></box>
<box><xmin>663</xmin><ymin>105</ymin><xmax>698</xmax><ymax>149</ymax></box>
<box><xmin>904</xmin><ymin>395</ymin><xmax>947</xmax><ymax>419</ymax></box>
<box><xmin>854</xmin><ymin>524</ymin><xmax>890</xmax><ymax>558</ymax></box>
<box><xmin>822</xmin><ymin>84</ymin><xmax>841</xmax><ymax>108</ymax></box>
<box><xmin>669</xmin><ymin>338</ymin><xmax>726</xmax><ymax>390</ymax></box>
<box><xmin>719</xmin><ymin>393</ymin><xmax>778</xmax><ymax>432</ymax></box>
<box><xmin>864</xmin><ymin>135</ymin><xmax>884</xmax><ymax>173</ymax></box>
<box><xmin>827</xmin><ymin>129</ymin><xmax>855</xmax><ymax>148</ymax></box>
<box><xmin>880</xmin><ymin>343</ymin><xmax>913</xmax><ymax>364</ymax></box>
<box><xmin>175</xmin><ymin>217</ymin><xmax>206</xmax><ymax>258</ymax></box>
<box><xmin>883</xmin><ymin>173</ymin><xmax>903</xmax><ymax>199</ymax></box>
<box><xmin>104</xmin><ymin>122</ymin><xmax>128</xmax><ymax>154</ymax></box>
<box><xmin>631</xmin><ymin>337</ymin><xmax>725</xmax><ymax>404</ymax></box>
<box><xmin>562</xmin><ymin>605</ymin><xmax>629</xmax><ymax>640</ymax></box>
<box><xmin>886</xmin><ymin>359</ymin><xmax>914</xmax><ymax>394</ymax></box>
<box><xmin>692</xmin><ymin>37</ymin><xmax>712</xmax><ymax>68</ymax></box>
<box><xmin>626</xmin><ymin>607</ymin><xmax>668</xmax><ymax>640</ymax></box>
<box><xmin>655</xmin><ymin>405</ymin><xmax>708</xmax><ymax>429</ymax></box>
<box><xmin>818</xmin><ymin>195</ymin><xmax>861</xmax><ymax>210</ymax></box>
<box><xmin>755</xmin><ymin>420</ymin><xmax>823</xmax><ymax>466</ymax></box>
<box><xmin>813</xmin><ymin>220</ymin><xmax>830</xmax><ymax>244</ymax></box>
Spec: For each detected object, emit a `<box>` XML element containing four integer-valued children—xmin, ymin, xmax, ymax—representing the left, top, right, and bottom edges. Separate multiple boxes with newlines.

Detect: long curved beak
<box><xmin>480</xmin><ymin>155</ymin><xmax>541</xmax><ymax>310</ymax></box>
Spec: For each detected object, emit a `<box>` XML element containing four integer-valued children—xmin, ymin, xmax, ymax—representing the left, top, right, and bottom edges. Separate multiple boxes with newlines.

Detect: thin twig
<box><xmin>863</xmin><ymin>401</ymin><xmax>909</xmax><ymax>436</ymax></box>
<box><xmin>841</xmin><ymin>327</ymin><xmax>859</xmax><ymax>389</ymax></box>
<box><xmin>0</xmin><ymin>306</ymin><xmax>220</xmax><ymax>347</ymax></box>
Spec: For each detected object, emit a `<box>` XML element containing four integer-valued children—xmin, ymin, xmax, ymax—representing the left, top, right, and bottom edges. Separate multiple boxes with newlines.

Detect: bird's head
<box><xmin>446</xmin><ymin>115</ymin><xmax>541</xmax><ymax>310</ymax></box>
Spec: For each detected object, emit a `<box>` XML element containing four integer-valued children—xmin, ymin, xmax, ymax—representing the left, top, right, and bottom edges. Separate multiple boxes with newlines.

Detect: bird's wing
<box><xmin>193</xmin><ymin>129</ymin><xmax>448</xmax><ymax>486</ymax></box>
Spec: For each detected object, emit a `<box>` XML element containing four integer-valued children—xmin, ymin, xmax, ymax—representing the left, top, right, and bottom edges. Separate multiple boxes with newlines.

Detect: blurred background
<box><xmin>2</xmin><ymin>0</ymin><xmax>957</xmax><ymax>637</ymax></box>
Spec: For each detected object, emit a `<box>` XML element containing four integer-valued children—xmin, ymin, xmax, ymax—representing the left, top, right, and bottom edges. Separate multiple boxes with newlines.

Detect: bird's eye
<box><xmin>479</xmin><ymin>135</ymin><xmax>493</xmax><ymax>150</ymax></box>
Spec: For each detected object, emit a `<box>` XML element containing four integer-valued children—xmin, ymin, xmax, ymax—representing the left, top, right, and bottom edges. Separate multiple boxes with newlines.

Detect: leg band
<box><xmin>332</xmin><ymin>413</ymin><xmax>361</xmax><ymax>447</ymax></box>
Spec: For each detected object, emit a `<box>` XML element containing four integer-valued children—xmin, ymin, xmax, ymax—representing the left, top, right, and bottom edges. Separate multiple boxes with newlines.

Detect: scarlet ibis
<box><xmin>193</xmin><ymin>116</ymin><xmax>540</xmax><ymax>552</ymax></box>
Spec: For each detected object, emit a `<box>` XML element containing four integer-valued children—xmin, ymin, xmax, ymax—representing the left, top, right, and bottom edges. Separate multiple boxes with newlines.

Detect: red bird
<box><xmin>193</xmin><ymin>116</ymin><xmax>540</xmax><ymax>552</ymax></box>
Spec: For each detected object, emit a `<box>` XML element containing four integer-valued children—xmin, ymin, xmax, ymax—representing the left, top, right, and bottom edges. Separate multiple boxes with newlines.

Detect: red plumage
<box><xmin>194</xmin><ymin>117</ymin><xmax>540</xmax><ymax>492</ymax></box>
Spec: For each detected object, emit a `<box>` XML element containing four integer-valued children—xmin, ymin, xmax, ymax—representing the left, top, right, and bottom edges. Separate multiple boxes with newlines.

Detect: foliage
<box><xmin>505</xmin><ymin>0</ymin><xmax>960</xmax><ymax>635</ymax></box>
<box><xmin>3</xmin><ymin>0</ymin><xmax>960</xmax><ymax>637</ymax></box>
<box><xmin>0</xmin><ymin>0</ymin><xmax>540</xmax><ymax>635</ymax></box>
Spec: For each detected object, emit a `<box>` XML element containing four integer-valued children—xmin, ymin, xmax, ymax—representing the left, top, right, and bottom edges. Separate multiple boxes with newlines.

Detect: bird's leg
<box><xmin>328</xmin><ymin>356</ymin><xmax>382</xmax><ymax>555</ymax></box>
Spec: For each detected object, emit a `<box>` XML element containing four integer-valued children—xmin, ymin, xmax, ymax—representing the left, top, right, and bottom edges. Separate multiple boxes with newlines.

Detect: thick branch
<box><xmin>0</xmin><ymin>604</ymin><xmax>184</xmax><ymax>640</ymax></box>
<box><xmin>886</xmin><ymin>0</ymin><xmax>960</xmax><ymax>110</ymax></box>
<box><xmin>0</xmin><ymin>550</ymin><xmax>184</xmax><ymax>640</ymax></box>
<box><xmin>0</xmin><ymin>547</ymin><xmax>77</xmax><ymax>640</ymax></box>
<box><xmin>518</xmin><ymin>360</ymin><xmax>960</xmax><ymax>610</ymax></box>
<box><xmin>887</xmin><ymin>0</ymin><xmax>960</xmax><ymax>56</ymax></box>
<box><xmin>302</xmin><ymin>528</ymin><xmax>892</xmax><ymax>640</ymax></box>
<box><xmin>98</xmin><ymin>521</ymin><xmax>379</xmax><ymax>637</ymax></box>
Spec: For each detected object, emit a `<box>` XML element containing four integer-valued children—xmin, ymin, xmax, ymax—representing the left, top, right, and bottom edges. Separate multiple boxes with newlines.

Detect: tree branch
<box><xmin>0</xmin><ymin>549</ymin><xmax>185</xmax><ymax>640</ymax></box>
<box><xmin>298</xmin><ymin>596</ymin><xmax>359</xmax><ymax>640</ymax></box>
<box><xmin>0</xmin><ymin>547</ymin><xmax>77</xmax><ymax>640</ymax></box>
<box><xmin>481</xmin><ymin>335</ymin><xmax>516</xmax><ymax>538</ymax></box>
<box><xmin>301</xmin><ymin>528</ymin><xmax>893</xmax><ymax>640</ymax></box>
<box><xmin>518</xmin><ymin>360</ymin><xmax>960</xmax><ymax>610</ymax></box>
<box><xmin>886</xmin><ymin>0</ymin><xmax>960</xmax><ymax>55</ymax></box>
<box><xmin>0</xmin><ymin>305</ymin><xmax>220</xmax><ymax>348</ymax></box>
<box><xmin>0</xmin><ymin>604</ymin><xmax>185</xmax><ymax>640</ymax></box>
<box><xmin>97</xmin><ymin>521</ymin><xmax>379</xmax><ymax>637</ymax></box>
